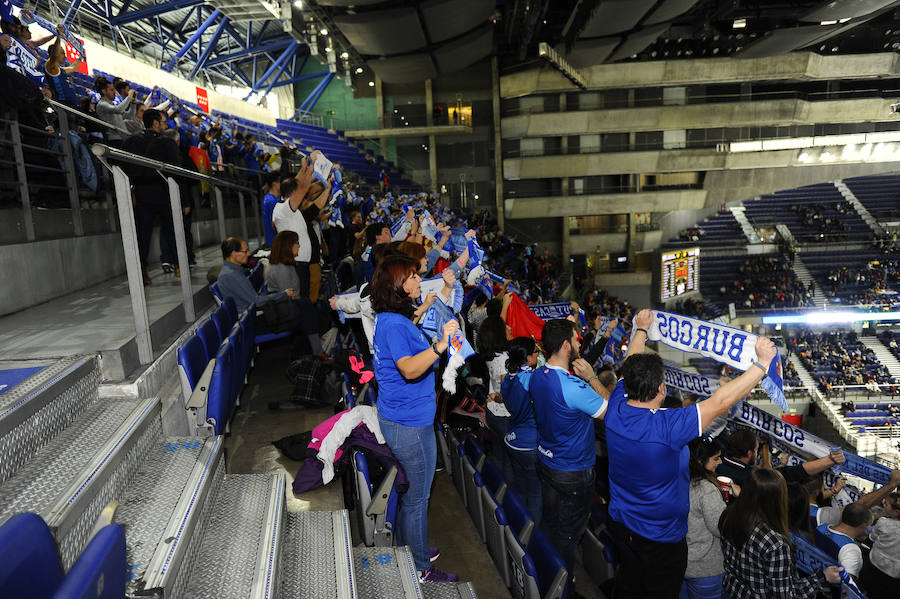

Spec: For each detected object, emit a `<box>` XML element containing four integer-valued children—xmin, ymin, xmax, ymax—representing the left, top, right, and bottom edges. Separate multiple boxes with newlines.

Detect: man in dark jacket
<box><xmin>123</xmin><ymin>108</ymin><xmax>181</xmax><ymax>285</ymax></box>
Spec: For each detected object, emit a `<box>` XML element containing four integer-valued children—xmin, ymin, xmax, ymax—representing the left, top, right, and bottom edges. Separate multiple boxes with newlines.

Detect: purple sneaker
<box><xmin>429</xmin><ymin>547</ymin><xmax>440</xmax><ymax>562</ymax></box>
<box><xmin>419</xmin><ymin>567</ymin><xmax>458</xmax><ymax>583</ymax></box>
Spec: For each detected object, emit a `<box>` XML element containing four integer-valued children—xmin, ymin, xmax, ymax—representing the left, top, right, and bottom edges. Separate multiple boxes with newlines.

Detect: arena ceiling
<box><xmin>24</xmin><ymin>0</ymin><xmax>900</xmax><ymax>94</ymax></box>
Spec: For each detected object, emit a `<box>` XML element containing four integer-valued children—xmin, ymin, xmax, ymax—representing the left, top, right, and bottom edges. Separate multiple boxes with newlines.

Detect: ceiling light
<box><xmin>340</xmin><ymin>51</ymin><xmax>349</xmax><ymax>59</ymax></box>
<box><xmin>368</xmin><ymin>81</ymin><xmax>374</xmax><ymax>87</ymax></box>
<box><xmin>325</xmin><ymin>47</ymin><xmax>332</xmax><ymax>52</ymax></box>
<box><xmin>293</xmin><ymin>0</ymin><xmax>302</xmax><ymax>7</ymax></box>
<box><xmin>820</xmin><ymin>20</ymin><xmax>837</xmax><ymax>26</ymax></box>
<box><xmin>355</xmin><ymin>67</ymin><xmax>363</xmax><ymax>74</ymax></box>
<box><xmin>732</xmin><ymin>19</ymin><xmax>746</xmax><ymax>29</ymax></box>
<box><xmin>320</xmin><ymin>28</ymin><xmax>328</xmax><ymax>36</ymax></box>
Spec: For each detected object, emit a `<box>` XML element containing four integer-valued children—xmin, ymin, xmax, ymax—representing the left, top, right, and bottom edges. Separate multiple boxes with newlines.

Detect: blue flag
<box><xmin>603</xmin><ymin>324</ymin><xmax>628</xmax><ymax>367</ymax></box>
<box><xmin>467</xmin><ymin>238</ymin><xmax>485</xmax><ymax>267</ymax></box>
<box><xmin>477</xmin><ymin>275</ymin><xmax>493</xmax><ymax>298</ymax></box>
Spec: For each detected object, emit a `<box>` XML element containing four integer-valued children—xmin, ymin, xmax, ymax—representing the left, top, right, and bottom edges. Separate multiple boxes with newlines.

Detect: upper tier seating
<box><xmin>699</xmin><ymin>254</ymin><xmax>810</xmax><ymax>310</ymax></box>
<box><xmin>802</xmin><ymin>249</ymin><xmax>900</xmax><ymax>307</ymax></box>
<box><xmin>843</xmin><ymin>173</ymin><xmax>900</xmax><ymax>221</ymax></box>
<box><xmin>791</xmin><ymin>331</ymin><xmax>898</xmax><ymax>395</ymax></box>
<box><xmin>666</xmin><ymin>210</ymin><xmax>744</xmax><ymax>247</ymax></box>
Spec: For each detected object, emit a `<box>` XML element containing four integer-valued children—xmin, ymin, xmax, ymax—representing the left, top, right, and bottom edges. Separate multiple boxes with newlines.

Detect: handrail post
<box><xmin>56</xmin><ymin>109</ymin><xmax>84</xmax><ymax>236</ymax></box>
<box><xmin>110</xmin><ymin>164</ymin><xmax>153</xmax><ymax>364</ymax></box>
<box><xmin>166</xmin><ymin>176</ymin><xmax>196</xmax><ymax>322</ymax></box>
<box><xmin>214</xmin><ymin>186</ymin><xmax>227</xmax><ymax>241</ymax></box>
<box><xmin>246</xmin><ymin>190</ymin><xmax>263</xmax><ymax>245</ymax></box>
<box><xmin>237</xmin><ymin>189</ymin><xmax>249</xmax><ymax>242</ymax></box>
<box><xmin>9</xmin><ymin>114</ymin><xmax>35</xmax><ymax>241</ymax></box>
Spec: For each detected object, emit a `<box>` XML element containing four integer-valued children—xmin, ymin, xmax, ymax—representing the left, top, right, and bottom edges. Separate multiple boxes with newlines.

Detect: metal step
<box><xmin>0</xmin><ymin>355</ymin><xmax>99</xmax><ymax>484</ymax></box>
<box><xmin>0</xmin><ymin>395</ymin><xmax>158</xmax><ymax>567</ymax></box>
<box><xmin>281</xmin><ymin>510</ymin><xmax>357</xmax><ymax>599</ymax></box>
<box><xmin>354</xmin><ymin>546</ymin><xmax>422</xmax><ymax>599</ymax></box>
<box><xmin>181</xmin><ymin>473</ymin><xmax>285</xmax><ymax>599</ymax></box>
<box><xmin>421</xmin><ymin>582</ymin><xmax>478</xmax><ymax>599</ymax></box>
<box><xmin>115</xmin><ymin>436</ymin><xmax>224</xmax><ymax>598</ymax></box>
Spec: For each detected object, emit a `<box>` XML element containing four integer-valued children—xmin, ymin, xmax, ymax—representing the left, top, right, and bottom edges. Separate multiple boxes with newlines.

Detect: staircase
<box><xmin>834</xmin><ymin>179</ymin><xmax>884</xmax><ymax>236</ymax></box>
<box><xmin>860</xmin><ymin>336</ymin><xmax>900</xmax><ymax>380</ymax></box>
<box><xmin>791</xmin><ymin>256</ymin><xmax>829</xmax><ymax>307</ymax></box>
<box><xmin>0</xmin><ymin>356</ymin><xmax>479</xmax><ymax>598</ymax></box>
<box><xmin>789</xmin><ymin>353</ymin><xmax>821</xmax><ymax>394</ymax></box>
<box><xmin>728</xmin><ymin>205</ymin><xmax>759</xmax><ymax>243</ymax></box>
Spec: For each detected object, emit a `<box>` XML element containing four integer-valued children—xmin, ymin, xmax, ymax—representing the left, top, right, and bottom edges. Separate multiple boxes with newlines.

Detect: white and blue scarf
<box><xmin>603</xmin><ymin>323</ymin><xmax>628</xmax><ymax>367</ymax></box>
<box><xmin>664</xmin><ymin>365</ymin><xmax>720</xmax><ymax>398</ymax></box>
<box><xmin>641</xmin><ymin>311</ymin><xmax>787</xmax><ymax>411</ymax></box>
<box><xmin>419</xmin><ymin>300</ymin><xmax>474</xmax><ymax>393</ymax></box>
<box><xmin>530</xmin><ymin>302</ymin><xmax>587</xmax><ymax>328</ymax></box>
<box><xmin>791</xmin><ymin>533</ymin><xmax>867</xmax><ymax>598</ymax></box>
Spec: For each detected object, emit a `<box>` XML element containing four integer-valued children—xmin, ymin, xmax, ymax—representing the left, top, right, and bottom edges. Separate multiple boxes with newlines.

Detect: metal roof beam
<box><xmin>109</xmin><ymin>0</ymin><xmax>204</xmax><ymax>27</ymax></box>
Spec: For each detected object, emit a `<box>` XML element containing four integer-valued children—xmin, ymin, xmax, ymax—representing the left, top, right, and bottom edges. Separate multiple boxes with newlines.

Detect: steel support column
<box><xmin>164</xmin><ymin>8</ymin><xmax>221</xmax><ymax>72</ymax></box>
<box><xmin>190</xmin><ymin>15</ymin><xmax>229</xmax><ymax>79</ymax></box>
<box><xmin>243</xmin><ymin>44</ymin><xmax>296</xmax><ymax>100</ymax></box>
<box><xmin>110</xmin><ymin>0</ymin><xmax>204</xmax><ymax>26</ymax></box>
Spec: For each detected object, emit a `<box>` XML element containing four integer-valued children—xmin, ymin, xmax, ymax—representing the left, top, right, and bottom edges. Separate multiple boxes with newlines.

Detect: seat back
<box><xmin>505</xmin><ymin>528</ymin><xmax>541</xmax><ymax>599</ymax></box>
<box><xmin>53</xmin><ymin>524</ymin><xmax>126</xmax><ymax>599</ymax></box>
<box><xmin>352</xmin><ymin>451</ymin><xmax>397</xmax><ymax>547</ymax></box>
<box><xmin>0</xmin><ymin>513</ymin><xmax>63</xmax><ymax>599</ymax></box>
<box><xmin>222</xmin><ymin>296</ymin><xmax>239</xmax><ymax>323</ymax></box>
<box><xmin>227</xmin><ymin>323</ymin><xmax>244</xmax><ymax>399</ymax></box>
<box><xmin>196</xmin><ymin>319</ymin><xmax>222</xmax><ymax>360</ymax></box>
<box><xmin>448</xmin><ymin>430</ymin><xmax>467</xmax><ymax>504</ymax></box>
<box><xmin>210</xmin><ymin>306</ymin><xmax>233</xmax><ymax>341</ymax></box>
<box><xmin>249</xmin><ymin>263</ymin><xmax>264</xmax><ymax>291</ymax></box>
<box><xmin>434</xmin><ymin>423</ymin><xmax>452</xmax><ymax>478</ymax></box>
<box><xmin>465</xmin><ymin>466</ymin><xmax>486</xmax><ymax>542</ymax></box>
<box><xmin>238</xmin><ymin>310</ymin><xmax>256</xmax><ymax>368</ymax></box>
<box><xmin>177</xmin><ymin>336</ymin><xmax>210</xmax><ymax>404</ymax></box>
<box><xmin>353</xmin><ymin>451</ymin><xmax>375</xmax><ymax>546</ymax></box>
<box><xmin>463</xmin><ymin>435</ymin><xmax>485</xmax><ymax>470</ymax></box>
<box><xmin>209</xmin><ymin>281</ymin><xmax>223</xmax><ymax>305</ymax></box>
<box><xmin>581</xmin><ymin>527</ymin><xmax>615</xmax><ymax>589</ymax></box>
<box><xmin>207</xmin><ymin>340</ymin><xmax>234</xmax><ymax>435</ymax></box>
<box><xmin>481</xmin><ymin>459</ymin><xmax>507</xmax><ymax>503</ymax></box>
<box><xmin>502</xmin><ymin>489</ymin><xmax>535</xmax><ymax>546</ymax></box>
<box><xmin>482</xmin><ymin>485</ymin><xmax>511</xmax><ymax>586</ymax></box>
<box><xmin>528</xmin><ymin>527</ymin><xmax>568</xmax><ymax>599</ymax></box>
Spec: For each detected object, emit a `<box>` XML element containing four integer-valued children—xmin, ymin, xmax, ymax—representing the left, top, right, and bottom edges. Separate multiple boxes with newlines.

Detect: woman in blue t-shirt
<box><xmin>501</xmin><ymin>337</ymin><xmax>542</xmax><ymax>526</ymax></box>
<box><xmin>370</xmin><ymin>254</ymin><xmax>459</xmax><ymax>584</ymax></box>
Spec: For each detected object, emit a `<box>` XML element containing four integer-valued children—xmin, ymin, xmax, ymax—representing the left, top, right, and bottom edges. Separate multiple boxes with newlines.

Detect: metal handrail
<box><xmin>47</xmin><ymin>98</ymin><xmax>130</xmax><ymax>136</ymax></box>
<box><xmin>91</xmin><ymin>144</ymin><xmax>255</xmax><ymax>193</ymax></box>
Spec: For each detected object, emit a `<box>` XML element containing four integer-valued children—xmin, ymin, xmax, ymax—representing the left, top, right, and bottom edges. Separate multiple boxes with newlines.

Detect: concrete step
<box><xmin>834</xmin><ymin>180</ymin><xmax>883</xmax><ymax>235</ymax></box>
<box><xmin>791</xmin><ymin>257</ymin><xmax>828</xmax><ymax>307</ymax></box>
<box><xmin>860</xmin><ymin>337</ymin><xmax>900</xmax><ymax>380</ymax></box>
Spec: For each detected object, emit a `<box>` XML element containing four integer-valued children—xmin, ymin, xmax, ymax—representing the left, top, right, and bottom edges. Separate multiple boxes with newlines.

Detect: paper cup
<box><xmin>716</xmin><ymin>476</ymin><xmax>733</xmax><ymax>501</ymax></box>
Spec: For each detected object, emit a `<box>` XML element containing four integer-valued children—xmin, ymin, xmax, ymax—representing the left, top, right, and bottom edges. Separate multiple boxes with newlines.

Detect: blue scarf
<box><xmin>529</xmin><ymin>303</ymin><xmax>587</xmax><ymax>328</ymax></box>
<box><xmin>791</xmin><ymin>533</ymin><xmax>867</xmax><ymax>598</ymax></box>
<box><xmin>664</xmin><ymin>365</ymin><xmax>720</xmax><ymax>398</ymax></box>
<box><xmin>642</xmin><ymin>310</ymin><xmax>787</xmax><ymax>410</ymax></box>
<box><xmin>603</xmin><ymin>324</ymin><xmax>628</xmax><ymax>367</ymax></box>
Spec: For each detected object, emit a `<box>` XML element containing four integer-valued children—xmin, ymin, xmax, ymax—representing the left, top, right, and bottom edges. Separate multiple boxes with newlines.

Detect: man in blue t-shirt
<box><xmin>262</xmin><ymin>173</ymin><xmax>281</xmax><ymax>246</ymax></box>
<box><xmin>530</xmin><ymin>319</ymin><xmax>611</xmax><ymax>591</ymax></box>
<box><xmin>605</xmin><ymin>309</ymin><xmax>777</xmax><ymax>599</ymax></box>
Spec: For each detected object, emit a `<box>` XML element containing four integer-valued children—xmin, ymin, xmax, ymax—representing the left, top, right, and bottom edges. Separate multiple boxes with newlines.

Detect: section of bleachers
<box><xmin>699</xmin><ymin>253</ymin><xmax>810</xmax><ymax>310</ymax></box>
<box><xmin>666</xmin><ymin>210</ymin><xmax>744</xmax><ymax>247</ymax></box>
<box><xmin>844</xmin><ymin>173</ymin><xmax>900</xmax><ymax>221</ymax></box>
<box><xmin>802</xmin><ymin>249</ymin><xmax>900</xmax><ymax>306</ymax></box>
<box><xmin>743</xmin><ymin>182</ymin><xmax>871</xmax><ymax>242</ymax></box>
<box><xmin>791</xmin><ymin>331</ymin><xmax>898</xmax><ymax>396</ymax></box>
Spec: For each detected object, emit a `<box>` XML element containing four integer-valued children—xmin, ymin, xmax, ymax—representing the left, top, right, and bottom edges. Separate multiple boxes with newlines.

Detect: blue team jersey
<box><xmin>531</xmin><ymin>365</ymin><xmax>607</xmax><ymax>471</ymax></box>
<box><xmin>373</xmin><ymin>312</ymin><xmax>435</xmax><ymax>427</ymax></box>
<box><xmin>605</xmin><ymin>380</ymin><xmax>702</xmax><ymax>542</ymax></box>
<box><xmin>502</xmin><ymin>369</ymin><xmax>537</xmax><ymax>450</ymax></box>
<box><xmin>262</xmin><ymin>193</ymin><xmax>280</xmax><ymax>246</ymax></box>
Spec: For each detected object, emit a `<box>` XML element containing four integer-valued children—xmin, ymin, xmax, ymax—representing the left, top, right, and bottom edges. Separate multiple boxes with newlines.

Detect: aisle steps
<box><xmin>860</xmin><ymin>337</ymin><xmax>900</xmax><ymax>380</ymax></box>
<box><xmin>834</xmin><ymin>180</ymin><xmax>884</xmax><ymax>236</ymax></box>
<box><xmin>0</xmin><ymin>355</ymin><xmax>479</xmax><ymax>598</ymax></box>
<box><xmin>791</xmin><ymin>257</ymin><xmax>828</xmax><ymax>307</ymax></box>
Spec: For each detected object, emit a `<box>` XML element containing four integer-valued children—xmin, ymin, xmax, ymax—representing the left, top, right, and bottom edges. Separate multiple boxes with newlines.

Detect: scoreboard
<box><xmin>660</xmin><ymin>247</ymin><xmax>700</xmax><ymax>301</ymax></box>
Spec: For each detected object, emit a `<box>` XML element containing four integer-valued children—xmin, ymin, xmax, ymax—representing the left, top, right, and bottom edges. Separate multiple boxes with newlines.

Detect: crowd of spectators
<box><xmin>792</xmin><ymin>202</ymin><xmax>851</xmax><ymax>241</ymax></box>
<box><xmin>718</xmin><ymin>255</ymin><xmax>812</xmax><ymax>310</ymax></box>
<box><xmin>825</xmin><ymin>255</ymin><xmax>899</xmax><ymax>307</ymax></box>
<box><xmin>791</xmin><ymin>331</ymin><xmax>898</xmax><ymax>396</ymax></box>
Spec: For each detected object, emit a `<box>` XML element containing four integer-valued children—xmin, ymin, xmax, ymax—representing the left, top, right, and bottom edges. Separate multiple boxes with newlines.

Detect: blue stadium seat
<box><xmin>502</xmin><ymin>489</ymin><xmax>535</xmax><ymax>545</ymax></box>
<box><xmin>196</xmin><ymin>319</ymin><xmax>222</xmax><ymax>360</ymax></box>
<box><xmin>352</xmin><ymin>451</ymin><xmax>398</xmax><ymax>547</ymax></box>
<box><xmin>222</xmin><ymin>296</ymin><xmax>239</xmax><ymax>323</ymax></box>
<box><xmin>237</xmin><ymin>310</ymin><xmax>257</xmax><ymax>369</ymax></box>
<box><xmin>463</xmin><ymin>435</ymin><xmax>486</xmax><ymax>470</ymax></box>
<box><xmin>210</xmin><ymin>305</ymin><xmax>234</xmax><ymax>341</ymax></box>
<box><xmin>447</xmin><ymin>429</ymin><xmax>467</xmax><ymax>504</ymax></box>
<box><xmin>0</xmin><ymin>513</ymin><xmax>63</xmax><ymax>599</ymax></box>
<box><xmin>466</xmin><ymin>468</ymin><xmax>487</xmax><ymax>542</ymax></box>
<box><xmin>482</xmin><ymin>481</ymin><xmax>512</xmax><ymax>586</ymax></box>
<box><xmin>528</xmin><ymin>528</ymin><xmax>569</xmax><ymax>599</ymax></box>
<box><xmin>177</xmin><ymin>335</ymin><xmax>211</xmax><ymax>404</ymax></box>
<box><xmin>227</xmin><ymin>323</ymin><xmax>245</xmax><ymax>403</ymax></box>
<box><xmin>434</xmin><ymin>423</ymin><xmax>452</xmax><ymax>478</ymax></box>
<box><xmin>480</xmin><ymin>459</ymin><xmax>507</xmax><ymax>503</ymax></box>
<box><xmin>209</xmin><ymin>282</ymin><xmax>223</xmax><ymax>305</ymax></box>
<box><xmin>53</xmin><ymin>524</ymin><xmax>126</xmax><ymax>599</ymax></box>
<box><xmin>207</xmin><ymin>340</ymin><xmax>235</xmax><ymax>435</ymax></box>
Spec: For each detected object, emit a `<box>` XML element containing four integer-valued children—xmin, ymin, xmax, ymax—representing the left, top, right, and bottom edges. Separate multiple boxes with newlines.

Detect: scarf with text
<box><xmin>664</xmin><ymin>365</ymin><xmax>720</xmax><ymax>398</ymax></box>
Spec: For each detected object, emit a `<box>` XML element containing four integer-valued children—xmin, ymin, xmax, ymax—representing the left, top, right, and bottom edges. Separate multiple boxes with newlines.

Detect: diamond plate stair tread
<box><xmin>354</xmin><ymin>547</ymin><xmax>418</xmax><ymax>599</ymax></box>
<box><xmin>421</xmin><ymin>583</ymin><xmax>476</xmax><ymax>599</ymax></box>
<box><xmin>182</xmin><ymin>474</ymin><xmax>272</xmax><ymax>598</ymax></box>
<box><xmin>280</xmin><ymin>511</ymin><xmax>340</xmax><ymax>599</ymax></box>
<box><xmin>0</xmin><ymin>396</ymin><xmax>142</xmax><ymax>523</ymax></box>
<box><xmin>0</xmin><ymin>356</ymin><xmax>90</xmax><ymax>414</ymax></box>
<box><xmin>114</xmin><ymin>438</ymin><xmax>206</xmax><ymax>582</ymax></box>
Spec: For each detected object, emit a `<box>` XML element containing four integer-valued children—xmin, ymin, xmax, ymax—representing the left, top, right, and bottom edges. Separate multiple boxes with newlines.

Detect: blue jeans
<box><xmin>680</xmin><ymin>574</ymin><xmax>723</xmax><ymax>599</ymax></box>
<box><xmin>506</xmin><ymin>445</ymin><xmax>542</xmax><ymax>528</ymax></box>
<box><xmin>536</xmin><ymin>460</ymin><xmax>594</xmax><ymax>579</ymax></box>
<box><xmin>378</xmin><ymin>413</ymin><xmax>436</xmax><ymax>571</ymax></box>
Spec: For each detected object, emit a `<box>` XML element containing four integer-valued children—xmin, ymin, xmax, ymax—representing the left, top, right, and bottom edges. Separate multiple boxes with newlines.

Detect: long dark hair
<box><xmin>478</xmin><ymin>315</ymin><xmax>508</xmax><ymax>358</ymax></box>
<box><xmin>370</xmin><ymin>254</ymin><xmax>418</xmax><ymax>316</ymax></box>
<box><xmin>688</xmin><ymin>438</ymin><xmax>722</xmax><ymax>484</ymax></box>
<box><xmin>787</xmin><ymin>482</ymin><xmax>812</xmax><ymax>538</ymax></box>
<box><xmin>506</xmin><ymin>337</ymin><xmax>536</xmax><ymax>374</ymax></box>
<box><xmin>719</xmin><ymin>468</ymin><xmax>790</xmax><ymax>549</ymax></box>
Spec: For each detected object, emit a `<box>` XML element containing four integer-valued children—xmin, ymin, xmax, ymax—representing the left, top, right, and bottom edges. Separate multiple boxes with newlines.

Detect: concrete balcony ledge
<box><xmin>569</xmin><ymin>230</ymin><xmax>663</xmax><ymax>254</ymax></box>
<box><xmin>500</xmin><ymin>52</ymin><xmax>900</xmax><ymax>97</ymax></box>
<box><xmin>504</xmin><ymin>189</ymin><xmax>706</xmax><ymax>218</ymax></box>
<box><xmin>501</xmin><ymin>98</ymin><xmax>894</xmax><ymax>138</ymax></box>
<box><xmin>343</xmin><ymin>124</ymin><xmax>472</xmax><ymax>138</ymax></box>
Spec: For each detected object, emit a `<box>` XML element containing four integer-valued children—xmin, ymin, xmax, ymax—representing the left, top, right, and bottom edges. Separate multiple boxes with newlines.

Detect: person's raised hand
<box><xmin>285</xmin><ymin>288</ymin><xmax>296</xmax><ymax>299</ymax></box>
<box><xmin>755</xmin><ymin>336</ymin><xmax>777</xmax><ymax>368</ymax></box>
<box><xmin>328</xmin><ymin>296</ymin><xmax>338</xmax><ymax>310</ymax></box>
<box><xmin>823</xmin><ymin>566</ymin><xmax>843</xmax><ymax>585</ymax></box>
<box><xmin>465</xmin><ymin>229</ymin><xmax>477</xmax><ymax>239</ymax></box>
<box><xmin>441</xmin><ymin>268</ymin><xmax>456</xmax><ymax>286</ymax></box>
<box><xmin>572</xmin><ymin>358</ymin><xmax>595</xmax><ymax>382</ymax></box>
<box><xmin>830</xmin><ymin>449</ymin><xmax>846</xmax><ymax>465</ymax></box>
<box><xmin>633</xmin><ymin>309</ymin><xmax>653</xmax><ymax>330</ymax></box>
<box><xmin>423</xmin><ymin>292</ymin><xmax>437</xmax><ymax>307</ymax></box>
<box><xmin>56</xmin><ymin>24</ymin><xmax>65</xmax><ymax>36</ymax></box>
<box><xmin>890</xmin><ymin>468</ymin><xmax>900</xmax><ymax>486</ymax></box>
<box><xmin>441</xmin><ymin>320</ymin><xmax>460</xmax><ymax>347</ymax></box>
<box><xmin>833</xmin><ymin>477</ymin><xmax>847</xmax><ymax>493</ymax></box>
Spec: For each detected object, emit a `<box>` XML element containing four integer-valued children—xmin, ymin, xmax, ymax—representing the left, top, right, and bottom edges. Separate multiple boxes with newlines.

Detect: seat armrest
<box><xmin>186</xmin><ymin>359</ymin><xmax>215</xmax><ymax>410</ymax></box>
<box><xmin>365</xmin><ymin>466</ymin><xmax>398</xmax><ymax>517</ymax></box>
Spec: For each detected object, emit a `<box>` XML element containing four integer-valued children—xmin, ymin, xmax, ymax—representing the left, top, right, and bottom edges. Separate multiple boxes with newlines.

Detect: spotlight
<box><xmin>732</xmin><ymin>19</ymin><xmax>746</xmax><ymax>29</ymax></box>
<box><xmin>368</xmin><ymin>81</ymin><xmax>374</xmax><ymax>87</ymax></box>
<box><xmin>293</xmin><ymin>0</ymin><xmax>302</xmax><ymax>7</ymax></box>
<box><xmin>355</xmin><ymin>67</ymin><xmax>363</xmax><ymax>74</ymax></box>
<box><xmin>340</xmin><ymin>51</ymin><xmax>349</xmax><ymax>59</ymax></box>
<box><xmin>319</xmin><ymin>28</ymin><xmax>328</xmax><ymax>36</ymax></box>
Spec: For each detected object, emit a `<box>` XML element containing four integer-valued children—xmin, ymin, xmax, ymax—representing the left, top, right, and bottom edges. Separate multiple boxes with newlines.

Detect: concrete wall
<box><xmin>592</xmin><ymin>272</ymin><xmax>653</xmax><ymax>308</ymax></box>
<box><xmin>500</xmin><ymin>52</ymin><xmax>900</xmax><ymax>97</ymax></box>
<box><xmin>0</xmin><ymin>216</ymin><xmax>257</xmax><ymax>317</ymax></box>
<box><xmin>501</xmin><ymin>98</ymin><xmax>894</xmax><ymax>138</ymax></box>
<box><xmin>569</xmin><ymin>230</ymin><xmax>662</xmax><ymax>255</ymax></box>
<box><xmin>505</xmin><ymin>190</ymin><xmax>706</xmax><ymax>218</ymax></box>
